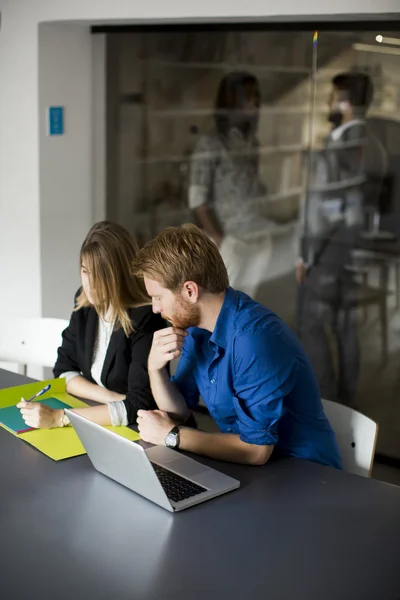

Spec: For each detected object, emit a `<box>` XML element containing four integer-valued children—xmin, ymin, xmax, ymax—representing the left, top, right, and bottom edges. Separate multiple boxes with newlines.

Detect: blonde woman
<box><xmin>18</xmin><ymin>221</ymin><xmax>164</xmax><ymax>429</ymax></box>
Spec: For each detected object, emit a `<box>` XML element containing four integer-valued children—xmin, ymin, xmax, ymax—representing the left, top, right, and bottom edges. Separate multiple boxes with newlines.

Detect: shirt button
<box><xmin>210</xmin><ymin>378</ymin><xmax>216</xmax><ymax>384</ymax></box>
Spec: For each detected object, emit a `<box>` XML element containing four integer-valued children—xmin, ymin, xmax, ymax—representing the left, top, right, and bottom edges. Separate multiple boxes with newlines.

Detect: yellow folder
<box><xmin>0</xmin><ymin>378</ymin><xmax>139</xmax><ymax>460</ymax></box>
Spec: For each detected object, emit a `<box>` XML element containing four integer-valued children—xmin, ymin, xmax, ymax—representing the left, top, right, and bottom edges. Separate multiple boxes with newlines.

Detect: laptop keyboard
<box><xmin>151</xmin><ymin>462</ymin><xmax>207</xmax><ymax>503</ymax></box>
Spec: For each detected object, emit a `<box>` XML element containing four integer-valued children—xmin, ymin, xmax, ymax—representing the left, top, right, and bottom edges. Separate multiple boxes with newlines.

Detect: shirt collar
<box><xmin>329</xmin><ymin>119</ymin><xmax>365</xmax><ymax>141</ymax></box>
<box><xmin>209</xmin><ymin>287</ymin><xmax>239</xmax><ymax>349</ymax></box>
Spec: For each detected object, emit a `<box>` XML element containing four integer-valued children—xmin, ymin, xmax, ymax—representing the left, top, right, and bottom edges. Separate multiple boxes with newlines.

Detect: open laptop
<box><xmin>65</xmin><ymin>410</ymin><xmax>240</xmax><ymax>512</ymax></box>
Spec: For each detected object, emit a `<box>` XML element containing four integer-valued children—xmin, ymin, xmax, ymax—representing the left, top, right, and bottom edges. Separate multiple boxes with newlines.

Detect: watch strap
<box><xmin>166</xmin><ymin>425</ymin><xmax>180</xmax><ymax>448</ymax></box>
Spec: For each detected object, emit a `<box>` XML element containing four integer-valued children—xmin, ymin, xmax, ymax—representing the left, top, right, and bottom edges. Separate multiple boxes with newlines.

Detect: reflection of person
<box><xmin>189</xmin><ymin>71</ymin><xmax>273</xmax><ymax>298</ymax></box>
<box><xmin>296</xmin><ymin>72</ymin><xmax>381</xmax><ymax>406</ymax></box>
<box><xmin>18</xmin><ymin>221</ymin><xmax>164</xmax><ymax>429</ymax></box>
<box><xmin>133</xmin><ymin>224</ymin><xmax>341</xmax><ymax>469</ymax></box>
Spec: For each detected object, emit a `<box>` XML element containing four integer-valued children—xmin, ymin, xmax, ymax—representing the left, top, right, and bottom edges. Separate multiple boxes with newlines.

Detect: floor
<box><xmin>372</xmin><ymin>461</ymin><xmax>400</xmax><ymax>486</ymax></box>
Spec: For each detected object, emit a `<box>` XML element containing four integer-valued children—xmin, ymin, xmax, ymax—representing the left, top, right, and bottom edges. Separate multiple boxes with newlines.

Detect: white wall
<box><xmin>39</xmin><ymin>23</ymin><xmax>93</xmax><ymax>318</ymax></box>
<box><xmin>0</xmin><ymin>12</ymin><xmax>42</xmax><ymax>318</ymax></box>
<box><xmin>0</xmin><ymin>0</ymin><xmax>399</xmax><ymax>322</ymax></box>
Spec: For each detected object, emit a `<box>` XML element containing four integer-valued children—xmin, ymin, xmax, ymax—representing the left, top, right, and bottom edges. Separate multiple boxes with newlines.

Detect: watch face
<box><xmin>165</xmin><ymin>432</ymin><xmax>178</xmax><ymax>448</ymax></box>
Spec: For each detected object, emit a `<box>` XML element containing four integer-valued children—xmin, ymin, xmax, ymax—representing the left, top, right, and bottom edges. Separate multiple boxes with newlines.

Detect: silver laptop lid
<box><xmin>65</xmin><ymin>409</ymin><xmax>173</xmax><ymax>511</ymax></box>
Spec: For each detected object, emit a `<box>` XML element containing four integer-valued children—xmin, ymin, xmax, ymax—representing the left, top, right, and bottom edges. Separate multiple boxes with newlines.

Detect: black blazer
<box><xmin>53</xmin><ymin>298</ymin><xmax>165</xmax><ymax>424</ymax></box>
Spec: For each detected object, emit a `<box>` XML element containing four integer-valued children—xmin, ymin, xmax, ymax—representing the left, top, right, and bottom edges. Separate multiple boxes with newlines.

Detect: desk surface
<box><xmin>1</xmin><ymin>368</ymin><xmax>400</xmax><ymax>600</ymax></box>
<box><xmin>357</xmin><ymin>235</ymin><xmax>400</xmax><ymax>256</ymax></box>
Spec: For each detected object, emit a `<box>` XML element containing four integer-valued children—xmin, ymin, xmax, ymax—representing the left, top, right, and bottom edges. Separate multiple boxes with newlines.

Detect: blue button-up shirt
<box><xmin>172</xmin><ymin>287</ymin><xmax>342</xmax><ymax>469</ymax></box>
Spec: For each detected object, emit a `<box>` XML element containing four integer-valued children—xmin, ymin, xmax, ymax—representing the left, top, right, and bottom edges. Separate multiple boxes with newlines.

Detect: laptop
<box><xmin>65</xmin><ymin>410</ymin><xmax>240</xmax><ymax>512</ymax></box>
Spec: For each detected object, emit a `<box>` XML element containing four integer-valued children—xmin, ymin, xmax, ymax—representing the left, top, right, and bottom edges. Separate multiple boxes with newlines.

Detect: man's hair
<box><xmin>332</xmin><ymin>72</ymin><xmax>374</xmax><ymax>115</ymax></box>
<box><xmin>75</xmin><ymin>220</ymin><xmax>150</xmax><ymax>336</ymax></box>
<box><xmin>215</xmin><ymin>71</ymin><xmax>261</xmax><ymax>135</ymax></box>
<box><xmin>132</xmin><ymin>224</ymin><xmax>229</xmax><ymax>293</ymax></box>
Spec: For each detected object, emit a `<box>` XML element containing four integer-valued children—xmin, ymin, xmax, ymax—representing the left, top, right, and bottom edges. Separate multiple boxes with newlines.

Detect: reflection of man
<box><xmin>133</xmin><ymin>224</ymin><xmax>342</xmax><ymax>470</ymax></box>
<box><xmin>297</xmin><ymin>72</ymin><xmax>378</xmax><ymax>406</ymax></box>
<box><xmin>189</xmin><ymin>71</ymin><xmax>273</xmax><ymax>298</ymax></box>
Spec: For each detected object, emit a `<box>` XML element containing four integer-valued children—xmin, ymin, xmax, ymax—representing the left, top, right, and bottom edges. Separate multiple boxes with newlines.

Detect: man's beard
<box><xmin>328</xmin><ymin>110</ymin><xmax>343</xmax><ymax>129</ymax></box>
<box><xmin>163</xmin><ymin>296</ymin><xmax>201</xmax><ymax>330</ymax></box>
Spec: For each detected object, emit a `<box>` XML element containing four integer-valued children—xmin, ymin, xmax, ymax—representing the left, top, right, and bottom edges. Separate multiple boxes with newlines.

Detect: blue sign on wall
<box><xmin>48</xmin><ymin>106</ymin><xmax>64</xmax><ymax>136</ymax></box>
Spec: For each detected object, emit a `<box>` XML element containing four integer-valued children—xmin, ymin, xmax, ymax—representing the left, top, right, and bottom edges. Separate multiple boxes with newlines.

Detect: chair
<box><xmin>343</xmin><ymin>263</ymin><xmax>390</xmax><ymax>365</ymax></box>
<box><xmin>322</xmin><ymin>398</ymin><xmax>378</xmax><ymax>478</ymax></box>
<box><xmin>0</xmin><ymin>317</ymin><xmax>68</xmax><ymax>375</ymax></box>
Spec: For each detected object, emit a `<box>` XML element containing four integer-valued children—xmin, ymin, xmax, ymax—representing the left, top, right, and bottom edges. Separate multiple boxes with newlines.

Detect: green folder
<box><xmin>0</xmin><ymin>398</ymin><xmax>71</xmax><ymax>434</ymax></box>
<box><xmin>0</xmin><ymin>378</ymin><xmax>140</xmax><ymax>461</ymax></box>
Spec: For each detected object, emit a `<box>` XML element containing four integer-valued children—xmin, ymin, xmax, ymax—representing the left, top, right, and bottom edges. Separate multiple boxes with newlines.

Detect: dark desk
<box><xmin>1</xmin><ymin>369</ymin><xmax>400</xmax><ymax>600</ymax></box>
<box><xmin>357</xmin><ymin>235</ymin><xmax>400</xmax><ymax>256</ymax></box>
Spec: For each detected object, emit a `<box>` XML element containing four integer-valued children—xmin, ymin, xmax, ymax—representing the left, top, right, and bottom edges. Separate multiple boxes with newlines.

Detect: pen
<box><xmin>25</xmin><ymin>384</ymin><xmax>51</xmax><ymax>403</ymax></box>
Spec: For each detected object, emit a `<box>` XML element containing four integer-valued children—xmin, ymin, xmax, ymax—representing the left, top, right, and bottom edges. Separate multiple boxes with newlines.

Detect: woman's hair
<box><xmin>75</xmin><ymin>221</ymin><xmax>150</xmax><ymax>336</ymax></box>
<box><xmin>132</xmin><ymin>223</ymin><xmax>229</xmax><ymax>293</ymax></box>
<box><xmin>214</xmin><ymin>71</ymin><xmax>261</xmax><ymax>136</ymax></box>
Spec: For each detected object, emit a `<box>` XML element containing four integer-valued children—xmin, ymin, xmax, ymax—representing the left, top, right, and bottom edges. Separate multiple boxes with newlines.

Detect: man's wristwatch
<box><xmin>164</xmin><ymin>426</ymin><xmax>180</xmax><ymax>449</ymax></box>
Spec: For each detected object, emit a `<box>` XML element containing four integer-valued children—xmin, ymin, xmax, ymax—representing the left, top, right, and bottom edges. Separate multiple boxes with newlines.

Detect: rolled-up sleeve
<box><xmin>233</xmin><ymin>328</ymin><xmax>298</xmax><ymax>446</ymax></box>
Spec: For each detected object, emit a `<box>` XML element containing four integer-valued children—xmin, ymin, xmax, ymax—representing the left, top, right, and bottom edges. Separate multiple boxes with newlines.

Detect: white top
<box><xmin>59</xmin><ymin>317</ymin><xmax>114</xmax><ymax>386</ymax></box>
<box><xmin>59</xmin><ymin>316</ymin><xmax>128</xmax><ymax>427</ymax></box>
<box><xmin>189</xmin><ymin>129</ymin><xmax>271</xmax><ymax>239</ymax></box>
<box><xmin>91</xmin><ymin>317</ymin><xmax>114</xmax><ymax>386</ymax></box>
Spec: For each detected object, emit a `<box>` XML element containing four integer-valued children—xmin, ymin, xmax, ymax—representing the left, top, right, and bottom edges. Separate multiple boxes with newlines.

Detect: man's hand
<box><xmin>17</xmin><ymin>399</ymin><xmax>64</xmax><ymax>429</ymax></box>
<box><xmin>148</xmin><ymin>327</ymin><xmax>187</xmax><ymax>372</ymax></box>
<box><xmin>137</xmin><ymin>409</ymin><xmax>176</xmax><ymax>445</ymax></box>
<box><xmin>295</xmin><ymin>257</ymin><xmax>309</xmax><ymax>285</ymax></box>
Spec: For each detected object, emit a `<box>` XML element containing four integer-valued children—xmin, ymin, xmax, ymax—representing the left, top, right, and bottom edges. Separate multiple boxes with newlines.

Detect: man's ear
<box><xmin>182</xmin><ymin>281</ymin><xmax>199</xmax><ymax>303</ymax></box>
<box><xmin>338</xmin><ymin>100</ymin><xmax>350</xmax><ymax>113</ymax></box>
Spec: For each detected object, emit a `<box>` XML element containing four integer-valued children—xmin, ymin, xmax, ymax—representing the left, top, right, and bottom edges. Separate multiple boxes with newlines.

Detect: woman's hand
<box><xmin>295</xmin><ymin>257</ymin><xmax>309</xmax><ymax>285</ymax></box>
<box><xmin>17</xmin><ymin>399</ymin><xmax>64</xmax><ymax>429</ymax></box>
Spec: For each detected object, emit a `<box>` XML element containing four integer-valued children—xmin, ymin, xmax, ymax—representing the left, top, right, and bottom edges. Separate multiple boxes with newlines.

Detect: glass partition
<box><xmin>105</xmin><ymin>25</ymin><xmax>400</xmax><ymax>462</ymax></box>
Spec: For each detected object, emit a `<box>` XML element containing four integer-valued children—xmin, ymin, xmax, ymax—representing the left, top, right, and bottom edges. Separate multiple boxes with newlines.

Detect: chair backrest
<box><xmin>322</xmin><ymin>398</ymin><xmax>378</xmax><ymax>477</ymax></box>
<box><xmin>0</xmin><ymin>317</ymin><xmax>68</xmax><ymax>370</ymax></box>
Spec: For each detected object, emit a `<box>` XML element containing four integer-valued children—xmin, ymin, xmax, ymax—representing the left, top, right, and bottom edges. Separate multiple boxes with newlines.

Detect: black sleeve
<box><xmin>123</xmin><ymin>329</ymin><xmax>157</xmax><ymax>425</ymax></box>
<box><xmin>53</xmin><ymin>309</ymin><xmax>81</xmax><ymax>377</ymax></box>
